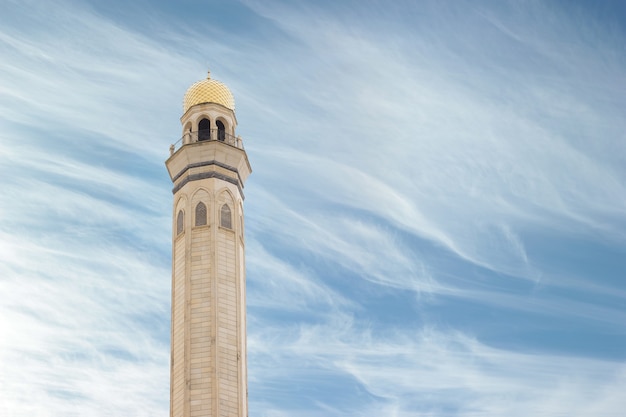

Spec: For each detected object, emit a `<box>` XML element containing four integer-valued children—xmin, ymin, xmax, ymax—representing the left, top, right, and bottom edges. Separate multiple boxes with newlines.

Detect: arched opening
<box><xmin>176</xmin><ymin>210</ymin><xmax>184</xmax><ymax>235</ymax></box>
<box><xmin>198</xmin><ymin>118</ymin><xmax>210</xmax><ymax>141</ymax></box>
<box><xmin>216</xmin><ymin>120</ymin><xmax>226</xmax><ymax>142</ymax></box>
<box><xmin>195</xmin><ymin>202</ymin><xmax>207</xmax><ymax>226</ymax></box>
<box><xmin>220</xmin><ymin>204</ymin><xmax>232</xmax><ymax>229</ymax></box>
<box><xmin>183</xmin><ymin>122</ymin><xmax>193</xmax><ymax>144</ymax></box>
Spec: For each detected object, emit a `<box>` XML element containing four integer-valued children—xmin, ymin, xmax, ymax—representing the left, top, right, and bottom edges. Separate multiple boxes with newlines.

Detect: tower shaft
<box><xmin>166</xmin><ymin>76</ymin><xmax>251</xmax><ymax>417</ymax></box>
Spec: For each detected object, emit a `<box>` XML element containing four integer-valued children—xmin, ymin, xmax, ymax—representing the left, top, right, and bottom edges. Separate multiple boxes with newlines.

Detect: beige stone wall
<box><xmin>190</xmin><ymin>222</ymin><xmax>212</xmax><ymax>415</ymax></box>
<box><xmin>169</xmin><ymin>181</ymin><xmax>247</xmax><ymax>417</ymax></box>
<box><xmin>172</xmin><ymin>223</ymin><xmax>187</xmax><ymax>417</ymax></box>
<box><xmin>217</xmin><ymin>225</ymin><xmax>238</xmax><ymax>416</ymax></box>
<box><xmin>238</xmin><ymin>241</ymin><xmax>247</xmax><ymax>417</ymax></box>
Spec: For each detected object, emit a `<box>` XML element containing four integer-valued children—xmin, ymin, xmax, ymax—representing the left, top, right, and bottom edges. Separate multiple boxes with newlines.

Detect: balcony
<box><xmin>170</xmin><ymin>129</ymin><xmax>244</xmax><ymax>155</ymax></box>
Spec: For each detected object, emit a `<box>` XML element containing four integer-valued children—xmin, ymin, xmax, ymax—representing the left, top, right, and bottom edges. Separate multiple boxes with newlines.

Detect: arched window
<box><xmin>216</xmin><ymin>120</ymin><xmax>226</xmax><ymax>142</ymax></box>
<box><xmin>176</xmin><ymin>210</ymin><xmax>184</xmax><ymax>235</ymax></box>
<box><xmin>198</xmin><ymin>118</ymin><xmax>210</xmax><ymax>141</ymax></box>
<box><xmin>220</xmin><ymin>204</ymin><xmax>232</xmax><ymax>229</ymax></box>
<box><xmin>195</xmin><ymin>202</ymin><xmax>207</xmax><ymax>226</ymax></box>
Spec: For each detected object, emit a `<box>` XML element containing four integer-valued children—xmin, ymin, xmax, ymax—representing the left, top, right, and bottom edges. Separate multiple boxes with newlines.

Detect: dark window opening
<box><xmin>220</xmin><ymin>204</ymin><xmax>232</xmax><ymax>229</ymax></box>
<box><xmin>195</xmin><ymin>202</ymin><xmax>207</xmax><ymax>226</ymax></box>
<box><xmin>176</xmin><ymin>210</ymin><xmax>184</xmax><ymax>235</ymax></box>
<box><xmin>217</xmin><ymin>120</ymin><xmax>226</xmax><ymax>142</ymax></box>
<box><xmin>198</xmin><ymin>118</ymin><xmax>210</xmax><ymax>141</ymax></box>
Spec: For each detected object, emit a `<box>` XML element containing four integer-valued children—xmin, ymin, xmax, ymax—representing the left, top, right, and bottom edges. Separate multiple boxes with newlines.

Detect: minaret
<box><xmin>166</xmin><ymin>71</ymin><xmax>252</xmax><ymax>417</ymax></box>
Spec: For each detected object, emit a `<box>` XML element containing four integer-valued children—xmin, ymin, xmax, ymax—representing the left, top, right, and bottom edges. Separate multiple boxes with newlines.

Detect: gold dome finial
<box><xmin>207</xmin><ymin>68</ymin><xmax>211</xmax><ymax>78</ymax></box>
<box><xmin>182</xmin><ymin>70</ymin><xmax>235</xmax><ymax>113</ymax></box>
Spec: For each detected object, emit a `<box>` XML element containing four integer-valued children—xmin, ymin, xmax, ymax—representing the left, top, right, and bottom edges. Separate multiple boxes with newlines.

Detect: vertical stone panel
<box><xmin>217</xmin><ymin>228</ymin><xmax>238</xmax><ymax>417</ymax></box>
<box><xmin>190</xmin><ymin>225</ymin><xmax>212</xmax><ymax>417</ymax></box>
<box><xmin>238</xmin><ymin>241</ymin><xmax>248</xmax><ymax>417</ymax></box>
<box><xmin>172</xmin><ymin>235</ymin><xmax>186</xmax><ymax>417</ymax></box>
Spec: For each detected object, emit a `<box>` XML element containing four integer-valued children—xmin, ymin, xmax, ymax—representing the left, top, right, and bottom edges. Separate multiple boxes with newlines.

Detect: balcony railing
<box><xmin>170</xmin><ymin>129</ymin><xmax>244</xmax><ymax>155</ymax></box>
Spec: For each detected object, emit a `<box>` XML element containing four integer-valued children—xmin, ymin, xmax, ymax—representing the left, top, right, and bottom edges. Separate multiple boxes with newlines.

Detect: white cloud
<box><xmin>250</xmin><ymin>317</ymin><xmax>626</xmax><ymax>416</ymax></box>
<box><xmin>2</xmin><ymin>0</ymin><xmax>625</xmax><ymax>416</ymax></box>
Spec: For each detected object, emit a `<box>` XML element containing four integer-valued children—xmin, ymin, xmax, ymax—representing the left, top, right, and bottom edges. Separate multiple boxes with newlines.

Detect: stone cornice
<box><xmin>172</xmin><ymin>166</ymin><xmax>245</xmax><ymax>199</ymax></box>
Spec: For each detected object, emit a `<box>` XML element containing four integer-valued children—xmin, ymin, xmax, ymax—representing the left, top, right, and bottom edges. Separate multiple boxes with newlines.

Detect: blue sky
<box><xmin>1</xmin><ymin>0</ymin><xmax>625</xmax><ymax>416</ymax></box>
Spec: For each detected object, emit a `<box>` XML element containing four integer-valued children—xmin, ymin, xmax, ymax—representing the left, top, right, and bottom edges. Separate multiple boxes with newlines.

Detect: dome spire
<box><xmin>182</xmin><ymin>71</ymin><xmax>235</xmax><ymax>113</ymax></box>
<box><xmin>207</xmin><ymin>68</ymin><xmax>211</xmax><ymax>79</ymax></box>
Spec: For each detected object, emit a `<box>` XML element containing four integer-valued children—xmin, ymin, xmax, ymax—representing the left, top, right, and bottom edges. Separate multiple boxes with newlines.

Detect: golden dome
<box><xmin>183</xmin><ymin>71</ymin><xmax>235</xmax><ymax>113</ymax></box>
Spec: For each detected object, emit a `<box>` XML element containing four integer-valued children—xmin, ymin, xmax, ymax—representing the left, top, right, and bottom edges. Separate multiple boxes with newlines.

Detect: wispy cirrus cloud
<box><xmin>240</xmin><ymin>0</ymin><xmax>626</xmax><ymax>283</ymax></box>
<box><xmin>249</xmin><ymin>315</ymin><xmax>626</xmax><ymax>416</ymax></box>
<box><xmin>0</xmin><ymin>2</ymin><xmax>177</xmax><ymax>410</ymax></box>
<box><xmin>2</xmin><ymin>0</ymin><xmax>625</xmax><ymax>416</ymax></box>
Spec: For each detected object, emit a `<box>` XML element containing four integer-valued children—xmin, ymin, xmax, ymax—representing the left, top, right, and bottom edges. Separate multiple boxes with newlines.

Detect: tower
<box><xmin>166</xmin><ymin>71</ymin><xmax>252</xmax><ymax>417</ymax></box>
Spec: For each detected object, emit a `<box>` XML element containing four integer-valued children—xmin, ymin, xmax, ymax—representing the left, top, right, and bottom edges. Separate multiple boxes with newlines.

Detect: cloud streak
<box><xmin>1</xmin><ymin>0</ymin><xmax>625</xmax><ymax>416</ymax></box>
